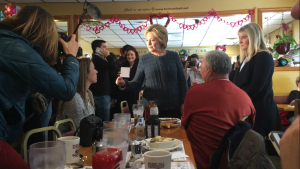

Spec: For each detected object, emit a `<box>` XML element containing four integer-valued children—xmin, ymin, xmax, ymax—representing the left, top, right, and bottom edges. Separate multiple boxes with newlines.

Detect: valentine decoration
<box><xmin>216</xmin><ymin>45</ymin><xmax>226</xmax><ymax>52</ymax></box>
<box><xmin>0</xmin><ymin>11</ymin><xmax>5</xmax><ymax>21</ymax></box>
<box><xmin>78</xmin><ymin>7</ymin><xmax>256</xmax><ymax>35</ymax></box>
<box><xmin>4</xmin><ymin>2</ymin><xmax>20</xmax><ymax>18</ymax></box>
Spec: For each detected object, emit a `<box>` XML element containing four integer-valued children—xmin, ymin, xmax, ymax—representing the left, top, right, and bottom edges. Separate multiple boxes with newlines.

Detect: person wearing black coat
<box><xmin>233</xmin><ymin>23</ymin><xmax>281</xmax><ymax>139</ymax></box>
<box><xmin>121</xmin><ymin>46</ymin><xmax>141</xmax><ymax>117</ymax></box>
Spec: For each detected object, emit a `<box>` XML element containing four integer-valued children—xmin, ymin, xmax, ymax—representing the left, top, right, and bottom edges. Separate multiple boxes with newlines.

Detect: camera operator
<box><xmin>0</xmin><ymin>6</ymin><xmax>79</xmax><ymax>168</ymax></box>
<box><xmin>184</xmin><ymin>54</ymin><xmax>204</xmax><ymax>86</ymax></box>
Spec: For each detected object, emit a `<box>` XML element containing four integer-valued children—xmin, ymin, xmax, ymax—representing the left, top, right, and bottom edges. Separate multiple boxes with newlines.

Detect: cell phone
<box><xmin>268</xmin><ymin>131</ymin><xmax>284</xmax><ymax>156</ymax></box>
<box><xmin>95</xmin><ymin>47</ymin><xmax>103</xmax><ymax>54</ymax></box>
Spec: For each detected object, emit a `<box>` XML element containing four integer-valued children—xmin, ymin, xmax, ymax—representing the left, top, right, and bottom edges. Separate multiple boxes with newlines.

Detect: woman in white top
<box><xmin>56</xmin><ymin>57</ymin><xmax>98</xmax><ymax>133</ymax></box>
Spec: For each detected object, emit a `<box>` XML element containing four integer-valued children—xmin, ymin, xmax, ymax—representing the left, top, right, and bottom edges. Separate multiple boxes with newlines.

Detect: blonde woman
<box><xmin>0</xmin><ymin>6</ymin><xmax>79</xmax><ymax>168</ymax></box>
<box><xmin>116</xmin><ymin>24</ymin><xmax>187</xmax><ymax>118</ymax></box>
<box><xmin>57</xmin><ymin>57</ymin><xmax>98</xmax><ymax>133</ymax></box>
<box><xmin>233</xmin><ymin>23</ymin><xmax>281</xmax><ymax>138</ymax></box>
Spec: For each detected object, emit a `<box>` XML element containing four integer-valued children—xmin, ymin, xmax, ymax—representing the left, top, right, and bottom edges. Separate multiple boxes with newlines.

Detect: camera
<box><xmin>58</xmin><ymin>32</ymin><xmax>70</xmax><ymax>57</ymax></box>
<box><xmin>79</xmin><ymin>115</ymin><xmax>103</xmax><ymax>147</ymax></box>
<box><xmin>189</xmin><ymin>60</ymin><xmax>196</xmax><ymax>67</ymax></box>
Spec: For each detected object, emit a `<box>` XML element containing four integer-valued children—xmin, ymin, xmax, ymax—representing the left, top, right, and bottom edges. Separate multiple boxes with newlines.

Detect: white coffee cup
<box><xmin>133</xmin><ymin>151</ymin><xmax>171</xmax><ymax>169</ymax></box>
<box><xmin>57</xmin><ymin>136</ymin><xmax>80</xmax><ymax>164</ymax></box>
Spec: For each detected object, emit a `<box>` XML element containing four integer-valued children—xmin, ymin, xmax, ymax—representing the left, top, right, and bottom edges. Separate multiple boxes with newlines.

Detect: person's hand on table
<box><xmin>290</xmin><ymin>100</ymin><xmax>295</xmax><ymax>106</ymax></box>
<box><xmin>280</xmin><ymin>116</ymin><xmax>300</xmax><ymax>169</ymax></box>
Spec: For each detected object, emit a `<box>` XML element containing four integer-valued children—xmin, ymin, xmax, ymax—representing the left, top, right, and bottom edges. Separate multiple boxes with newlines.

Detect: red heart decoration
<box><xmin>217</xmin><ymin>17</ymin><xmax>223</xmax><ymax>22</ymax></box>
<box><xmin>86</xmin><ymin>26</ymin><xmax>91</xmax><ymax>31</ymax></box>
<box><xmin>105</xmin><ymin>23</ymin><xmax>110</xmax><ymax>28</ymax></box>
<box><xmin>95</xmin><ymin>30</ymin><xmax>100</xmax><ymax>34</ymax></box>
<box><xmin>179</xmin><ymin>23</ymin><xmax>183</xmax><ymax>29</ymax></box>
<box><xmin>137</xmin><ymin>26</ymin><xmax>142</xmax><ymax>32</ymax></box>
<box><xmin>120</xmin><ymin>24</ymin><xmax>125</xmax><ymax>29</ymax></box>
<box><xmin>216</xmin><ymin>45</ymin><xmax>226</xmax><ymax>52</ymax></box>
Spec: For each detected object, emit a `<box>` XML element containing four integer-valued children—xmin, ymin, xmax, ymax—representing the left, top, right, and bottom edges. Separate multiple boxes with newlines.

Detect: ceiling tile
<box><xmin>98</xmin><ymin>34</ymin><xmax>120</xmax><ymax>39</ymax></box>
<box><xmin>118</xmin><ymin>34</ymin><xmax>140</xmax><ymax>39</ymax></box>
<box><xmin>55</xmin><ymin>21</ymin><xmax>68</xmax><ymax>27</ymax></box>
<box><xmin>122</xmin><ymin>38</ymin><xmax>144</xmax><ymax>42</ymax></box>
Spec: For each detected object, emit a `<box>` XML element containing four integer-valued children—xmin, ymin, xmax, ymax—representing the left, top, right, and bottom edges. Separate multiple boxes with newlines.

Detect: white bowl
<box><xmin>145</xmin><ymin>138</ymin><xmax>179</xmax><ymax>149</ymax></box>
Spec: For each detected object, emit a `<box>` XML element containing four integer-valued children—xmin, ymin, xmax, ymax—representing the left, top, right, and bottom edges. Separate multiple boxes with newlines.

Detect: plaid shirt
<box><xmin>124</xmin><ymin>50</ymin><xmax>187</xmax><ymax>110</ymax></box>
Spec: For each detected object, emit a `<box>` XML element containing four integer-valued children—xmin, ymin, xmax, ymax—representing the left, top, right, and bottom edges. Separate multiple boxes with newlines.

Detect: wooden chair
<box><xmin>54</xmin><ymin>118</ymin><xmax>76</xmax><ymax>139</ymax></box>
<box><xmin>21</xmin><ymin>126</ymin><xmax>61</xmax><ymax>163</ymax></box>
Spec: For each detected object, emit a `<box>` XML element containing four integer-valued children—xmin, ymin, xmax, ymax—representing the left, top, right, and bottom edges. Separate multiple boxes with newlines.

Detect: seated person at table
<box><xmin>181</xmin><ymin>50</ymin><xmax>256</xmax><ymax>169</ymax></box>
<box><xmin>56</xmin><ymin>57</ymin><xmax>97</xmax><ymax>133</ymax></box>
<box><xmin>287</xmin><ymin>76</ymin><xmax>300</xmax><ymax>121</ymax></box>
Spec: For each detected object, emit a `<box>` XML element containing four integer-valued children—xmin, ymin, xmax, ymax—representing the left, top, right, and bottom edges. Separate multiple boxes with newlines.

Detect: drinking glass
<box><xmin>102</xmin><ymin>128</ymin><xmax>129</xmax><ymax>169</ymax></box>
<box><xmin>113</xmin><ymin>113</ymin><xmax>131</xmax><ymax>128</ymax></box>
<box><xmin>132</xmin><ymin>104</ymin><xmax>144</xmax><ymax>126</ymax></box>
<box><xmin>103</xmin><ymin>121</ymin><xmax>117</xmax><ymax>129</ymax></box>
<box><xmin>29</xmin><ymin>141</ymin><xmax>66</xmax><ymax>169</ymax></box>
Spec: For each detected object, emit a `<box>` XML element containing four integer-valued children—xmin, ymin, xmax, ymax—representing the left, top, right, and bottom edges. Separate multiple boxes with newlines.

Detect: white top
<box><xmin>240</xmin><ymin>56</ymin><xmax>249</xmax><ymax>72</ymax></box>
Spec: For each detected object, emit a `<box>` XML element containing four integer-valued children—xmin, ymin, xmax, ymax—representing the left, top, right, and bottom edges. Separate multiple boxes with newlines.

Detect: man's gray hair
<box><xmin>204</xmin><ymin>50</ymin><xmax>232</xmax><ymax>75</ymax></box>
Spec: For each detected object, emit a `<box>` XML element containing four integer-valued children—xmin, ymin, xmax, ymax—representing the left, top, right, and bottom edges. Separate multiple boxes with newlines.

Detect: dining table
<box><xmin>79</xmin><ymin>125</ymin><xmax>197</xmax><ymax>169</ymax></box>
<box><xmin>277</xmin><ymin>104</ymin><xmax>295</xmax><ymax>112</ymax></box>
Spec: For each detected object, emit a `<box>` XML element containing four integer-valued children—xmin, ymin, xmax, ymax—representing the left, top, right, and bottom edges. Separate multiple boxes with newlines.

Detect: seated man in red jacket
<box><xmin>181</xmin><ymin>50</ymin><xmax>256</xmax><ymax>169</ymax></box>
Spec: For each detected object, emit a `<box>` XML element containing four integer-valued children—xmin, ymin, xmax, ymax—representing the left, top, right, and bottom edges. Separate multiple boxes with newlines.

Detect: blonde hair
<box><xmin>296</xmin><ymin>76</ymin><xmax>300</xmax><ymax>87</ymax></box>
<box><xmin>1</xmin><ymin>6</ymin><xmax>58</xmax><ymax>65</ymax></box>
<box><xmin>238</xmin><ymin>23</ymin><xmax>271</xmax><ymax>62</ymax></box>
<box><xmin>144</xmin><ymin>24</ymin><xmax>168</xmax><ymax>49</ymax></box>
<box><xmin>76</xmin><ymin>57</ymin><xmax>95</xmax><ymax>109</ymax></box>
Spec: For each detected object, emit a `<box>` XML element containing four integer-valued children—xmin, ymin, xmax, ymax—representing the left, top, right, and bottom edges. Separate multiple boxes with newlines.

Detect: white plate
<box><xmin>145</xmin><ymin>138</ymin><xmax>182</xmax><ymax>151</ymax></box>
<box><xmin>159</xmin><ymin>118</ymin><xmax>180</xmax><ymax>123</ymax></box>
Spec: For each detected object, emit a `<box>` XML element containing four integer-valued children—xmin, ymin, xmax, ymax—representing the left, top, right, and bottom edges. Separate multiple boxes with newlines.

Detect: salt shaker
<box><xmin>130</xmin><ymin>140</ymin><xmax>142</xmax><ymax>160</ymax></box>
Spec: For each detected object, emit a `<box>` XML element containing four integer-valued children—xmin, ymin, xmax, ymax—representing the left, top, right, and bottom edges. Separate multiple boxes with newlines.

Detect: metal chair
<box><xmin>54</xmin><ymin>118</ymin><xmax>76</xmax><ymax>139</ymax></box>
<box><xmin>120</xmin><ymin>101</ymin><xmax>130</xmax><ymax>113</ymax></box>
<box><xmin>21</xmin><ymin>126</ymin><xmax>61</xmax><ymax>163</ymax></box>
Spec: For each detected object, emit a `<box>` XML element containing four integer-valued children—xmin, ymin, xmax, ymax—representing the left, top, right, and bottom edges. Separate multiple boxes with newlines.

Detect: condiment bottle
<box><xmin>135</xmin><ymin>117</ymin><xmax>145</xmax><ymax>140</ymax></box>
<box><xmin>145</xmin><ymin>101</ymin><xmax>160</xmax><ymax>138</ymax></box>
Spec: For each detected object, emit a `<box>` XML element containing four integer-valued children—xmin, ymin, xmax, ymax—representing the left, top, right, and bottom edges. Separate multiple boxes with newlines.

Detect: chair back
<box><xmin>54</xmin><ymin>119</ymin><xmax>76</xmax><ymax>140</ymax></box>
<box><xmin>21</xmin><ymin>126</ymin><xmax>61</xmax><ymax>163</ymax></box>
<box><xmin>120</xmin><ymin>101</ymin><xmax>130</xmax><ymax>113</ymax></box>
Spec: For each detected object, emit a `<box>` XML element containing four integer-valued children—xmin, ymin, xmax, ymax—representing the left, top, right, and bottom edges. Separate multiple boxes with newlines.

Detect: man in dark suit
<box><xmin>229</xmin><ymin>55</ymin><xmax>240</xmax><ymax>82</ymax></box>
<box><xmin>90</xmin><ymin>40</ymin><xmax>117</xmax><ymax>122</ymax></box>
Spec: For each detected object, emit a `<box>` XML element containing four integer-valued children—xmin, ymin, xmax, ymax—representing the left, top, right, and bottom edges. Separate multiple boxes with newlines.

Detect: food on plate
<box><xmin>160</xmin><ymin>118</ymin><xmax>178</xmax><ymax>122</ymax></box>
<box><xmin>161</xmin><ymin>122</ymin><xmax>178</xmax><ymax>128</ymax></box>
<box><xmin>150</xmin><ymin>136</ymin><xmax>175</xmax><ymax>143</ymax></box>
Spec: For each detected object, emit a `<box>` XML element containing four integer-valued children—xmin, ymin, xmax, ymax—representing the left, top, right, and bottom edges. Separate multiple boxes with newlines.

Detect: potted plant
<box><xmin>273</xmin><ymin>34</ymin><xmax>298</xmax><ymax>59</ymax></box>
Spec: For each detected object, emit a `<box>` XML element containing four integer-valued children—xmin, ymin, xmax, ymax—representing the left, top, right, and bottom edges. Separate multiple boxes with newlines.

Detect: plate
<box><xmin>159</xmin><ymin>118</ymin><xmax>180</xmax><ymax>123</ymax></box>
<box><xmin>145</xmin><ymin>138</ymin><xmax>182</xmax><ymax>151</ymax></box>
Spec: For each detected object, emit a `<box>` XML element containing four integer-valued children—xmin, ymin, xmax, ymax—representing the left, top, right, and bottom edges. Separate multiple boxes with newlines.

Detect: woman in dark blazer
<box><xmin>121</xmin><ymin>46</ymin><xmax>140</xmax><ymax>117</ymax></box>
<box><xmin>233</xmin><ymin>23</ymin><xmax>281</xmax><ymax>138</ymax></box>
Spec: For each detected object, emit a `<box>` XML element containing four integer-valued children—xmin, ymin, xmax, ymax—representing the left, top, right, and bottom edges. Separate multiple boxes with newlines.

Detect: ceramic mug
<box><xmin>57</xmin><ymin>136</ymin><xmax>80</xmax><ymax>164</ymax></box>
<box><xmin>133</xmin><ymin>150</ymin><xmax>171</xmax><ymax>169</ymax></box>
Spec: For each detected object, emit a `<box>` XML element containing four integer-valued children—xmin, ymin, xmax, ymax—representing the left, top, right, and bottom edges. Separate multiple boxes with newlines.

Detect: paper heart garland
<box><xmin>216</xmin><ymin>45</ymin><xmax>226</xmax><ymax>52</ymax></box>
<box><xmin>78</xmin><ymin>7</ymin><xmax>256</xmax><ymax>34</ymax></box>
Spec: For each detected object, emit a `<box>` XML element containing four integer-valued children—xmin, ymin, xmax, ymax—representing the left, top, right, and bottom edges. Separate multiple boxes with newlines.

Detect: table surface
<box><xmin>79</xmin><ymin>126</ymin><xmax>197</xmax><ymax>169</ymax></box>
<box><xmin>277</xmin><ymin>104</ymin><xmax>295</xmax><ymax>111</ymax></box>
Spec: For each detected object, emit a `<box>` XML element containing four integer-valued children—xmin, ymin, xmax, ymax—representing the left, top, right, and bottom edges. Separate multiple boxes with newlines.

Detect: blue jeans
<box><xmin>94</xmin><ymin>95</ymin><xmax>111</xmax><ymax>122</ymax></box>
